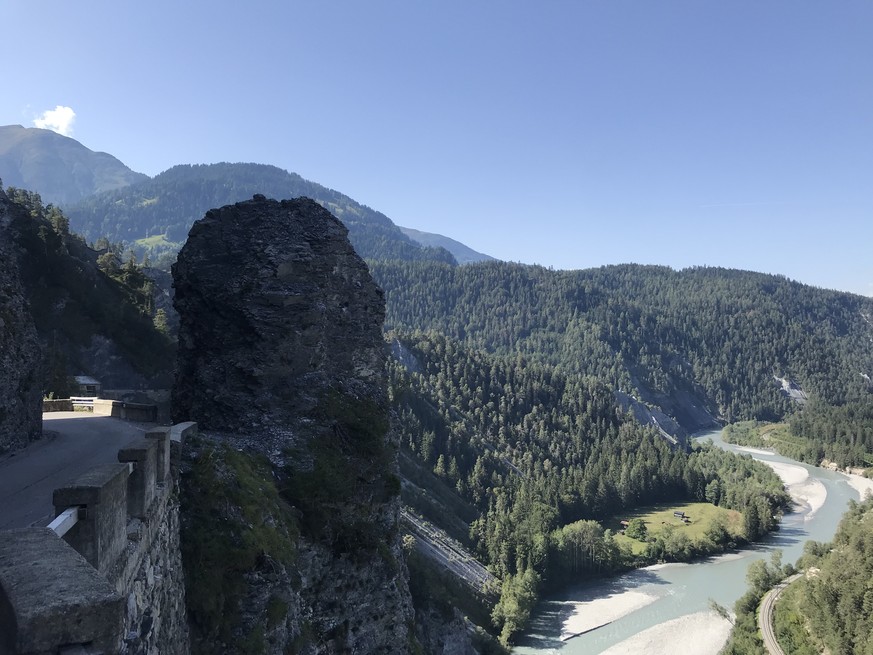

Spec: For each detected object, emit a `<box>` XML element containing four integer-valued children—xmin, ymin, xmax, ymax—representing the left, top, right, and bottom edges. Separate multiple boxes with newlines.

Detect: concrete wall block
<box><xmin>91</xmin><ymin>398</ymin><xmax>122</xmax><ymax>417</ymax></box>
<box><xmin>118</xmin><ymin>439</ymin><xmax>158</xmax><ymax>519</ymax></box>
<box><xmin>122</xmin><ymin>403</ymin><xmax>158</xmax><ymax>422</ymax></box>
<box><xmin>145</xmin><ymin>427</ymin><xmax>171</xmax><ymax>484</ymax></box>
<box><xmin>169</xmin><ymin>422</ymin><xmax>197</xmax><ymax>476</ymax></box>
<box><xmin>169</xmin><ymin>421</ymin><xmax>198</xmax><ymax>444</ymax></box>
<box><xmin>52</xmin><ymin>463</ymin><xmax>130</xmax><ymax>576</ymax></box>
<box><xmin>0</xmin><ymin>528</ymin><xmax>124</xmax><ymax>655</ymax></box>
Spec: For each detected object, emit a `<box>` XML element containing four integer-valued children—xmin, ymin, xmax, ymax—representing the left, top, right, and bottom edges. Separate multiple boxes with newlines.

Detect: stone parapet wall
<box><xmin>41</xmin><ymin>399</ymin><xmax>73</xmax><ymax>412</ymax></box>
<box><xmin>92</xmin><ymin>399</ymin><xmax>158</xmax><ymax>422</ymax></box>
<box><xmin>41</xmin><ymin>398</ymin><xmax>158</xmax><ymax>420</ymax></box>
<box><xmin>0</xmin><ymin>528</ymin><xmax>124</xmax><ymax>655</ymax></box>
<box><xmin>114</xmin><ymin>489</ymin><xmax>188</xmax><ymax>655</ymax></box>
<box><xmin>0</xmin><ymin>423</ymin><xmax>194</xmax><ymax>654</ymax></box>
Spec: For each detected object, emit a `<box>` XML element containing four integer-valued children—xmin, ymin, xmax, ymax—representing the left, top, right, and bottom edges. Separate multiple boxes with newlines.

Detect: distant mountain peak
<box><xmin>0</xmin><ymin>125</ymin><xmax>148</xmax><ymax>205</ymax></box>
<box><xmin>399</xmin><ymin>226</ymin><xmax>496</xmax><ymax>264</ymax></box>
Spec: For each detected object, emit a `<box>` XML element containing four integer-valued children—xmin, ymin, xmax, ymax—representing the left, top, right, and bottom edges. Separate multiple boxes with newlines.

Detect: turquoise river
<box><xmin>516</xmin><ymin>428</ymin><xmax>867</xmax><ymax>654</ymax></box>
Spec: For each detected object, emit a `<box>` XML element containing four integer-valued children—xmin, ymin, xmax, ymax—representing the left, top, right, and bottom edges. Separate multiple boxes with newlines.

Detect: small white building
<box><xmin>73</xmin><ymin>375</ymin><xmax>102</xmax><ymax>397</ymax></box>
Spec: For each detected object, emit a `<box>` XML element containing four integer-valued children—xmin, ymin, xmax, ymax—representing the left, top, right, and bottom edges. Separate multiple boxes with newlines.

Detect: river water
<box><xmin>515</xmin><ymin>429</ymin><xmax>864</xmax><ymax>654</ymax></box>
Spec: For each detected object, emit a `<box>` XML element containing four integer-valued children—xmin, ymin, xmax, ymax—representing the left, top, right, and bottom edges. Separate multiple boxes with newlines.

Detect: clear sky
<box><xmin>3</xmin><ymin>1</ymin><xmax>872</xmax><ymax>296</ymax></box>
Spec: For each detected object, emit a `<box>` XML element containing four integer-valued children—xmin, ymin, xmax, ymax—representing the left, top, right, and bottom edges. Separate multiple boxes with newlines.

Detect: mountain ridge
<box><xmin>64</xmin><ymin>162</ymin><xmax>459</xmax><ymax>266</ymax></box>
<box><xmin>399</xmin><ymin>226</ymin><xmax>496</xmax><ymax>264</ymax></box>
<box><xmin>0</xmin><ymin>125</ymin><xmax>148</xmax><ymax>205</ymax></box>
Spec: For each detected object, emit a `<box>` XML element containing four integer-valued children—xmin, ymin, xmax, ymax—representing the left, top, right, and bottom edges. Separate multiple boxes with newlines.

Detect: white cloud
<box><xmin>33</xmin><ymin>105</ymin><xmax>76</xmax><ymax>136</ymax></box>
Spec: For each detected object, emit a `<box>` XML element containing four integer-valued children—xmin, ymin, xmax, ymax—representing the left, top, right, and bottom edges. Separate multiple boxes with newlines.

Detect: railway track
<box><xmin>758</xmin><ymin>573</ymin><xmax>802</xmax><ymax>655</ymax></box>
<box><xmin>401</xmin><ymin>508</ymin><xmax>499</xmax><ymax>597</ymax></box>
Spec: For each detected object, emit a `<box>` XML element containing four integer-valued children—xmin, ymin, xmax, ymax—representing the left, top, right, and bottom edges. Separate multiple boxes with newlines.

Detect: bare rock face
<box><xmin>173</xmin><ymin>196</ymin><xmax>414</xmax><ymax>654</ymax></box>
<box><xmin>172</xmin><ymin>195</ymin><xmax>385</xmax><ymax>437</ymax></box>
<box><xmin>0</xmin><ymin>188</ymin><xmax>42</xmax><ymax>452</ymax></box>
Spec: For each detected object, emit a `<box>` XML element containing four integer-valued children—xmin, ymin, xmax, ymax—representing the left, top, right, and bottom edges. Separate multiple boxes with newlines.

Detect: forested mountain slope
<box><xmin>64</xmin><ymin>163</ymin><xmax>456</xmax><ymax>266</ymax></box>
<box><xmin>722</xmin><ymin>496</ymin><xmax>873</xmax><ymax>655</ymax></box>
<box><xmin>389</xmin><ymin>332</ymin><xmax>791</xmax><ymax>644</ymax></box>
<box><xmin>2</xmin><ymin>186</ymin><xmax>174</xmax><ymax>393</ymax></box>
<box><xmin>381</xmin><ymin>261</ymin><xmax>873</xmax><ymax>644</ymax></box>
<box><xmin>792</xmin><ymin>497</ymin><xmax>873</xmax><ymax>654</ymax></box>
<box><xmin>373</xmin><ymin>261</ymin><xmax>873</xmax><ymax>433</ymax></box>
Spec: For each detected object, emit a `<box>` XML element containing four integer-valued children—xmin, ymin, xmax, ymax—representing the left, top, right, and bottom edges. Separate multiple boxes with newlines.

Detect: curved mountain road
<box><xmin>0</xmin><ymin>412</ymin><xmax>154</xmax><ymax>529</ymax></box>
<box><xmin>759</xmin><ymin>573</ymin><xmax>802</xmax><ymax>655</ymax></box>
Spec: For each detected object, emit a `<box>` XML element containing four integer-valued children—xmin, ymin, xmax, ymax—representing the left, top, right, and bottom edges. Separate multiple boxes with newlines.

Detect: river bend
<box><xmin>516</xmin><ymin>429</ymin><xmax>866</xmax><ymax>654</ymax></box>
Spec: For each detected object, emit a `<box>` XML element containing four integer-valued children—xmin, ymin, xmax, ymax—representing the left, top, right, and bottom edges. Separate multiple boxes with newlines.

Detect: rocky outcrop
<box><xmin>0</xmin><ymin>187</ymin><xmax>42</xmax><ymax>453</ymax></box>
<box><xmin>173</xmin><ymin>196</ymin><xmax>415</xmax><ymax>654</ymax></box>
<box><xmin>172</xmin><ymin>195</ymin><xmax>385</xmax><ymax>437</ymax></box>
<box><xmin>415</xmin><ymin>606</ymin><xmax>478</xmax><ymax>655</ymax></box>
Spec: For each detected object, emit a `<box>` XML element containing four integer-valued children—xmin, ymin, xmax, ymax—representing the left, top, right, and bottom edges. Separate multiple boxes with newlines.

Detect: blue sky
<box><xmin>4</xmin><ymin>1</ymin><xmax>872</xmax><ymax>295</ymax></box>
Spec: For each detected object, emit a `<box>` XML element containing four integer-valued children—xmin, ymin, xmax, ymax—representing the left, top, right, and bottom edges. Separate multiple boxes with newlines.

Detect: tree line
<box><xmin>723</xmin><ymin>407</ymin><xmax>873</xmax><ymax>469</ymax></box>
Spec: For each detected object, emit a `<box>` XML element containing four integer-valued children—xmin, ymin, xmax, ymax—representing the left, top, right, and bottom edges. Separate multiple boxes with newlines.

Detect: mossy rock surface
<box><xmin>181</xmin><ymin>441</ymin><xmax>298</xmax><ymax>653</ymax></box>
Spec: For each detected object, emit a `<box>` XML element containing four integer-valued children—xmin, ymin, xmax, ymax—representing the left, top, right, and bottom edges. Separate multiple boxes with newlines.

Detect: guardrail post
<box><xmin>169</xmin><ymin>422</ymin><xmax>198</xmax><ymax>477</ymax></box>
<box><xmin>91</xmin><ymin>398</ymin><xmax>122</xmax><ymax>417</ymax></box>
<box><xmin>145</xmin><ymin>427</ymin><xmax>171</xmax><ymax>485</ymax></box>
<box><xmin>52</xmin><ymin>463</ymin><xmax>130</xmax><ymax>575</ymax></box>
<box><xmin>118</xmin><ymin>439</ymin><xmax>158</xmax><ymax>518</ymax></box>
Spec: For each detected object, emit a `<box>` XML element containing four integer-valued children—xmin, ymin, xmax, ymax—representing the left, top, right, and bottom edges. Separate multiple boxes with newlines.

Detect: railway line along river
<box><xmin>516</xmin><ymin>429</ymin><xmax>873</xmax><ymax>655</ymax></box>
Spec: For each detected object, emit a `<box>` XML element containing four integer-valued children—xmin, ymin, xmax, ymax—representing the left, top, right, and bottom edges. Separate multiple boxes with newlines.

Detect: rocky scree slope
<box><xmin>173</xmin><ymin>195</ymin><xmax>420</xmax><ymax>654</ymax></box>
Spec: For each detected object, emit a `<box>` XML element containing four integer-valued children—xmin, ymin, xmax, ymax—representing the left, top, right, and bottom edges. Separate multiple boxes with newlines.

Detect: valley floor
<box><xmin>547</xmin><ymin>451</ymin><xmax>873</xmax><ymax>654</ymax></box>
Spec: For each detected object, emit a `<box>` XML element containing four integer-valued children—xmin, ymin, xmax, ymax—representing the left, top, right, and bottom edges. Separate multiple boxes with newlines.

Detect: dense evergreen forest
<box><xmin>4</xmin><ymin>187</ymin><xmax>174</xmax><ymax>392</ymax></box>
<box><xmin>373</xmin><ymin>261</ymin><xmax>873</xmax><ymax>429</ymax></box>
<box><xmin>375</xmin><ymin>259</ymin><xmax>873</xmax><ymax>643</ymax></box>
<box><xmin>389</xmin><ymin>333</ymin><xmax>790</xmax><ymax>643</ymax></box>
<box><xmin>790</xmin><ymin>497</ymin><xmax>873</xmax><ymax>654</ymax></box>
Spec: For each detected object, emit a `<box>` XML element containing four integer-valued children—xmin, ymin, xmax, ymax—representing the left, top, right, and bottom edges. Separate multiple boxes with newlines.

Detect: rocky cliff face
<box><xmin>173</xmin><ymin>196</ymin><xmax>415</xmax><ymax>654</ymax></box>
<box><xmin>0</xmin><ymin>188</ymin><xmax>42</xmax><ymax>452</ymax></box>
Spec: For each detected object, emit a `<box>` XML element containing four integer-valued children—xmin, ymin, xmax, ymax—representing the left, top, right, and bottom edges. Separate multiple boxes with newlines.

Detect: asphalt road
<box><xmin>0</xmin><ymin>412</ymin><xmax>154</xmax><ymax>529</ymax></box>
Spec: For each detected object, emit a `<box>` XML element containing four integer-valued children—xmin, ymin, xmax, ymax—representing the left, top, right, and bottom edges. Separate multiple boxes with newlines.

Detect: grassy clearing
<box><xmin>723</xmin><ymin>421</ymin><xmax>804</xmax><ymax>448</ymax></box>
<box><xmin>756</xmin><ymin>422</ymin><xmax>792</xmax><ymax>442</ymax></box>
<box><xmin>612</xmin><ymin>501</ymin><xmax>742</xmax><ymax>555</ymax></box>
<box><xmin>134</xmin><ymin>233</ymin><xmax>179</xmax><ymax>249</ymax></box>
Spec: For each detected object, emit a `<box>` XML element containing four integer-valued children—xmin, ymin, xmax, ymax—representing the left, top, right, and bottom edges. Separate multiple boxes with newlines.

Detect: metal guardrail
<box><xmin>48</xmin><ymin>507</ymin><xmax>80</xmax><ymax>537</ymax></box>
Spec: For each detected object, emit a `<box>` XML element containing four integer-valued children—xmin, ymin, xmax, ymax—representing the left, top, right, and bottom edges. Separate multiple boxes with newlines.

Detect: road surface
<box><xmin>0</xmin><ymin>412</ymin><xmax>154</xmax><ymax>529</ymax></box>
<box><xmin>759</xmin><ymin>573</ymin><xmax>802</xmax><ymax>655</ymax></box>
